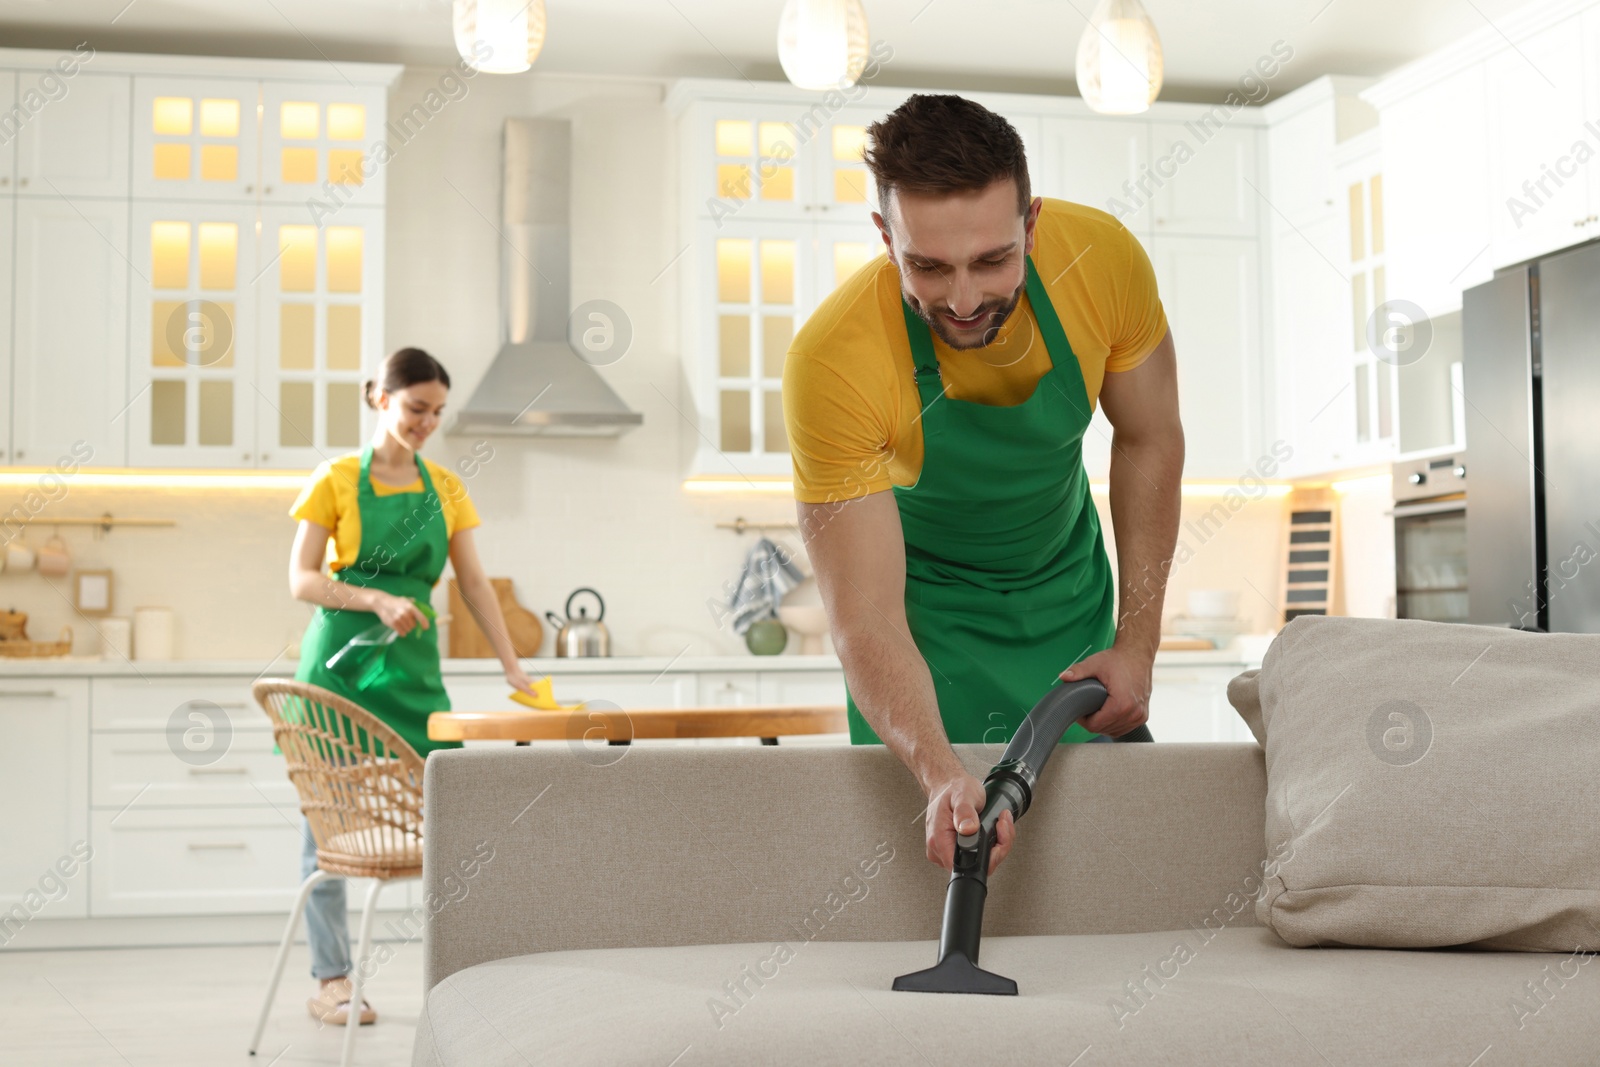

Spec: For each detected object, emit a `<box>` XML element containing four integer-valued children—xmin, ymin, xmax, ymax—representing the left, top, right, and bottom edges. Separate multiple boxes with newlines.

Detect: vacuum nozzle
<box><xmin>892</xmin><ymin>678</ymin><xmax>1131</xmax><ymax>996</ymax></box>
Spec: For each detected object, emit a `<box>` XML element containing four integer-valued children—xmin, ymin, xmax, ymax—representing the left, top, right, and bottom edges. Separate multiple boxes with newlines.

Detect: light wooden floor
<box><xmin>0</xmin><ymin>941</ymin><xmax>424</xmax><ymax>1066</ymax></box>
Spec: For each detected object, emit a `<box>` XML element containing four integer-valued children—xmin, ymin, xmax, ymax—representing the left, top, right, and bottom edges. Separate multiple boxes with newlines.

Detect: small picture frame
<box><xmin>75</xmin><ymin>569</ymin><xmax>113</xmax><ymax>616</ymax></box>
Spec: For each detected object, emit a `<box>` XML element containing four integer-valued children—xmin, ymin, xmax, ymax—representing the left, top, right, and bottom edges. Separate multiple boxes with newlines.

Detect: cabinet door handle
<box><xmin>0</xmin><ymin>689</ymin><xmax>58</xmax><ymax>698</ymax></box>
<box><xmin>187</xmin><ymin>841</ymin><xmax>248</xmax><ymax>850</ymax></box>
<box><xmin>18</xmin><ymin>177</ymin><xmax>27</xmax><ymax>187</ymax></box>
<box><xmin>210</xmin><ymin>701</ymin><xmax>249</xmax><ymax>709</ymax></box>
<box><xmin>188</xmin><ymin>765</ymin><xmax>249</xmax><ymax>776</ymax></box>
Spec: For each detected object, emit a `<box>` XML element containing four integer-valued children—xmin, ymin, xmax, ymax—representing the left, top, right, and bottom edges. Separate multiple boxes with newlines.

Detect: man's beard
<box><xmin>904</xmin><ymin>279</ymin><xmax>1026</xmax><ymax>351</ymax></box>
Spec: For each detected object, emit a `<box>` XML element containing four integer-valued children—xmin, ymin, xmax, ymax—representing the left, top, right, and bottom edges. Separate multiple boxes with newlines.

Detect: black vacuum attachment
<box><xmin>892</xmin><ymin>679</ymin><xmax>1153</xmax><ymax>995</ymax></box>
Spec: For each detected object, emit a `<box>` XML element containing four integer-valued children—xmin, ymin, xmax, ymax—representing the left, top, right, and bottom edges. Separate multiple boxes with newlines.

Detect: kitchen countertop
<box><xmin>0</xmin><ymin>642</ymin><xmax>1270</xmax><ymax>677</ymax></box>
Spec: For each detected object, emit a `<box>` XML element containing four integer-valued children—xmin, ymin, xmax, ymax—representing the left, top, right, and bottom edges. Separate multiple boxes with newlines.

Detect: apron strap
<box><xmin>1023</xmin><ymin>256</ymin><xmax>1072</xmax><ymax>368</ymax></box>
<box><xmin>900</xmin><ymin>300</ymin><xmax>946</xmax><ymax>412</ymax></box>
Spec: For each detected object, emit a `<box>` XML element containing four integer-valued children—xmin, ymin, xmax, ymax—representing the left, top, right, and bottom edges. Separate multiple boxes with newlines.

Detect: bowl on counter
<box><xmin>1186</xmin><ymin>589</ymin><xmax>1241</xmax><ymax>620</ymax></box>
<box><xmin>778</xmin><ymin>605</ymin><xmax>831</xmax><ymax>655</ymax></box>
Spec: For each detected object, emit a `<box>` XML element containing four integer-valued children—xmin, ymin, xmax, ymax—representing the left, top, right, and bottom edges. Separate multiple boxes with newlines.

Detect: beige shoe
<box><xmin>308</xmin><ymin>977</ymin><xmax>377</xmax><ymax>1026</ymax></box>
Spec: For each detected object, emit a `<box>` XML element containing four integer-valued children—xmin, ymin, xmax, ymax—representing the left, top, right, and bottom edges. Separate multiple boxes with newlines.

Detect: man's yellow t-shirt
<box><xmin>783</xmin><ymin>198</ymin><xmax>1169</xmax><ymax>505</ymax></box>
<box><xmin>289</xmin><ymin>453</ymin><xmax>481</xmax><ymax>573</ymax></box>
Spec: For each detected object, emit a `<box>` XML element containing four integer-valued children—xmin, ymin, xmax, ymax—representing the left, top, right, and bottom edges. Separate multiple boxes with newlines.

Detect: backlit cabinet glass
<box><xmin>132</xmin><ymin>78</ymin><xmax>257</xmax><ymax>200</ymax></box>
<box><xmin>129</xmin><ymin>203</ymin><xmax>257</xmax><ymax>466</ymax></box>
<box><xmin>256</xmin><ymin>205</ymin><xmax>383</xmax><ymax>469</ymax></box>
<box><xmin>260</xmin><ymin>84</ymin><xmax>387</xmax><ymax>207</ymax></box>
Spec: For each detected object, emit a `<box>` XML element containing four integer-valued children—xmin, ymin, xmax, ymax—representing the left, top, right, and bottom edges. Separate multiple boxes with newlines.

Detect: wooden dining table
<box><xmin>427</xmin><ymin>704</ymin><xmax>849</xmax><ymax>746</ymax></box>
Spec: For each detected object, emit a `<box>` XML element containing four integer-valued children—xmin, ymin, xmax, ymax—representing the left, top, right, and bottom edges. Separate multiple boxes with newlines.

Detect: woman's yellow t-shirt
<box><xmin>289</xmin><ymin>453</ymin><xmax>481</xmax><ymax>573</ymax></box>
<box><xmin>782</xmin><ymin>198</ymin><xmax>1169</xmax><ymax>505</ymax></box>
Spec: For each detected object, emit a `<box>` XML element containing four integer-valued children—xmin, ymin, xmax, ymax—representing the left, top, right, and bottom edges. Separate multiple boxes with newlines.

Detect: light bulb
<box><xmin>777</xmin><ymin>0</ymin><xmax>870</xmax><ymax>92</ymax></box>
<box><xmin>453</xmin><ymin>0</ymin><xmax>547</xmax><ymax>75</ymax></box>
<box><xmin>1075</xmin><ymin>0</ymin><xmax>1164</xmax><ymax>115</ymax></box>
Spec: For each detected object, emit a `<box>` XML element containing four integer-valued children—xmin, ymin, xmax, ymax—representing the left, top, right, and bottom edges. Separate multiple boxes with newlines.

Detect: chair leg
<box><xmin>249</xmin><ymin>868</ymin><xmax>330</xmax><ymax>1055</ymax></box>
<box><xmin>341</xmin><ymin>878</ymin><xmax>386</xmax><ymax>1067</ymax></box>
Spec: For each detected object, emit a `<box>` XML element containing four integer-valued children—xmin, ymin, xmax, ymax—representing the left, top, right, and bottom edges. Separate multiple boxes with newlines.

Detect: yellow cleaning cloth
<box><xmin>509</xmin><ymin>675</ymin><xmax>585</xmax><ymax>711</ymax></box>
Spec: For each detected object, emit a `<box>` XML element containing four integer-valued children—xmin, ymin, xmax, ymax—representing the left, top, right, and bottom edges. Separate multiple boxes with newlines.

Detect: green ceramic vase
<box><xmin>744</xmin><ymin>617</ymin><xmax>789</xmax><ymax>656</ymax></box>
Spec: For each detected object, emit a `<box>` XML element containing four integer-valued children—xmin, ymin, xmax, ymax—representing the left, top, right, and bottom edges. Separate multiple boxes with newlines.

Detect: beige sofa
<box><xmin>413</xmin><ymin>742</ymin><xmax>1598</xmax><ymax>1066</ymax></box>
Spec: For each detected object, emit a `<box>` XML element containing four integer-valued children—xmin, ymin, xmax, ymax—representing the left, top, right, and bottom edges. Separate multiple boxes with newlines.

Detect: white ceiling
<box><xmin>0</xmin><ymin>0</ymin><xmax>1532</xmax><ymax>99</ymax></box>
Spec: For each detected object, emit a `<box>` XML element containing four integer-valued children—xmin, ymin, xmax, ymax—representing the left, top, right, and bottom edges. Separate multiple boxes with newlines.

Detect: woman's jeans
<box><xmin>300</xmin><ymin>816</ymin><xmax>352</xmax><ymax>980</ymax></box>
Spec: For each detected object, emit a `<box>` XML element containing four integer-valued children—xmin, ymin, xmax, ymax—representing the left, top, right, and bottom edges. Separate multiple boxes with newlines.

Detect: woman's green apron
<box><xmin>296</xmin><ymin>448</ymin><xmax>458</xmax><ymax>757</ymax></box>
<box><xmin>847</xmin><ymin>257</ymin><xmax>1116</xmax><ymax>747</ymax></box>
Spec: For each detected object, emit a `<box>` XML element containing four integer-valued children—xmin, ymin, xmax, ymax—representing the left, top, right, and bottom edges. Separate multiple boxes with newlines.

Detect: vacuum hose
<box><xmin>892</xmin><ymin>678</ymin><xmax>1150</xmax><ymax>995</ymax></box>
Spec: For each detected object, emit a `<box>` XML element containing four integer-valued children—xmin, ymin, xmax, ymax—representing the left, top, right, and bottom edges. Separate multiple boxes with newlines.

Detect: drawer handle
<box><xmin>0</xmin><ymin>689</ymin><xmax>58</xmax><ymax>698</ymax></box>
<box><xmin>188</xmin><ymin>841</ymin><xmax>248</xmax><ymax>850</ymax></box>
<box><xmin>188</xmin><ymin>766</ymin><xmax>249</xmax><ymax>776</ymax></box>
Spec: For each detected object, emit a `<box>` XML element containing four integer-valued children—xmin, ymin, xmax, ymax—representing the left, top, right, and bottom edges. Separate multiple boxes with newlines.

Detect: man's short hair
<box><xmin>863</xmin><ymin>94</ymin><xmax>1032</xmax><ymax>218</ymax></box>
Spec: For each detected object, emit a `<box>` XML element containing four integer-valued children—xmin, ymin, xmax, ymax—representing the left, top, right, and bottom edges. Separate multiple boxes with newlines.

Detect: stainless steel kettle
<box><xmin>545</xmin><ymin>587</ymin><xmax>610</xmax><ymax>657</ymax></box>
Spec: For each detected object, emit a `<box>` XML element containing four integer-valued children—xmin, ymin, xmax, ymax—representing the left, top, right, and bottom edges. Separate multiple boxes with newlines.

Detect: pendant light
<box><xmin>1075</xmin><ymin>0</ymin><xmax>1164</xmax><ymax>115</ymax></box>
<box><xmin>777</xmin><ymin>0</ymin><xmax>870</xmax><ymax>91</ymax></box>
<box><xmin>453</xmin><ymin>0</ymin><xmax>547</xmax><ymax>74</ymax></box>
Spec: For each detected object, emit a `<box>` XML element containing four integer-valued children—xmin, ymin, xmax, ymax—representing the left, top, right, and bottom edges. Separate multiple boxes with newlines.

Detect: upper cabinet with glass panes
<box><xmin>695</xmin><ymin>105</ymin><xmax>882</xmax><ymax>222</ymax></box>
<box><xmin>132</xmin><ymin>78</ymin><xmax>387</xmax><ymax>206</ymax></box>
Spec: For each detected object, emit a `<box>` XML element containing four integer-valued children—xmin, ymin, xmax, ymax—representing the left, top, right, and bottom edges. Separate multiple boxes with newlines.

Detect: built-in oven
<box><xmin>1392</xmin><ymin>453</ymin><xmax>1468</xmax><ymax>623</ymax></box>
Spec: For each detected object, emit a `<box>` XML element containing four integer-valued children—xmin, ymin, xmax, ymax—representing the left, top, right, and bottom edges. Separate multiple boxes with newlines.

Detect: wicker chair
<box><xmin>247</xmin><ymin>679</ymin><xmax>426</xmax><ymax>1067</ymax></box>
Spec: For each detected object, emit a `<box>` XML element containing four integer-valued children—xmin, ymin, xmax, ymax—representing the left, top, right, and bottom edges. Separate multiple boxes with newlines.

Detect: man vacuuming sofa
<box><xmin>413</xmin><ymin>616</ymin><xmax>1600</xmax><ymax>1066</ymax></box>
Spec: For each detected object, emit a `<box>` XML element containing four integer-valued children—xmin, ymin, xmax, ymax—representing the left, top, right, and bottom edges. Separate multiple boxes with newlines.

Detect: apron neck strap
<box><xmin>358</xmin><ymin>445</ymin><xmax>436</xmax><ymax>498</ymax></box>
<box><xmin>900</xmin><ymin>300</ymin><xmax>944</xmax><ymax>412</ymax></box>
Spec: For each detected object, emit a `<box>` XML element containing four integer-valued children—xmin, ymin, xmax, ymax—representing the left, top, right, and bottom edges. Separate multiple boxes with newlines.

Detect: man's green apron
<box><xmin>847</xmin><ymin>257</ymin><xmax>1116</xmax><ymax>747</ymax></box>
<box><xmin>295</xmin><ymin>448</ymin><xmax>458</xmax><ymax>757</ymax></box>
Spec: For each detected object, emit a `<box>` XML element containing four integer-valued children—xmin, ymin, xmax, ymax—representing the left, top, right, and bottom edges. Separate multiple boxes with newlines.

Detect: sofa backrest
<box><xmin>422</xmin><ymin>741</ymin><xmax>1267</xmax><ymax>991</ymax></box>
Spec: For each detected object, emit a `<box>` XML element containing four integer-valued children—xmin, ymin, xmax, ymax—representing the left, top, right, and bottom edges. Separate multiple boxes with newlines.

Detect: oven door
<box><xmin>1394</xmin><ymin>499</ymin><xmax>1468</xmax><ymax>622</ymax></box>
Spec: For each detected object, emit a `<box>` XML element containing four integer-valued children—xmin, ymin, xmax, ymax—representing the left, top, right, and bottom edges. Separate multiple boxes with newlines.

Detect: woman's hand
<box><xmin>373</xmin><ymin>593</ymin><xmax>429</xmax><ymax>637</ymax></box>
<box><xmin>504</xmin><ymin>662</ymin><xmax>538</xmax><ymax>697</ymax></box>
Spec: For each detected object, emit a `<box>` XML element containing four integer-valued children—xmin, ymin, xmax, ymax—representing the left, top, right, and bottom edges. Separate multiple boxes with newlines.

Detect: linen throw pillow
<box><xmin>1226</xmin><ymin>615</ymin><xmax>1600</xmax><ymax>951</ymax></box>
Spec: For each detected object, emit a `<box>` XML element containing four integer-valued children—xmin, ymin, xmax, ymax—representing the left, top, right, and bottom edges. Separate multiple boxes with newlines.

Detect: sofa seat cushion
<box><xmin>412</xmin><ymin>929</ymin><xmax>1599</xmax><ymax>1066</ymax></box>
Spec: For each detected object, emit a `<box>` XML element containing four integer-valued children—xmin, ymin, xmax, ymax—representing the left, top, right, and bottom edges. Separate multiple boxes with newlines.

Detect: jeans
<box><xmin>301</xmin><ymin>816</ymin><xmax>352</xmax><ymax>980</ymax></box>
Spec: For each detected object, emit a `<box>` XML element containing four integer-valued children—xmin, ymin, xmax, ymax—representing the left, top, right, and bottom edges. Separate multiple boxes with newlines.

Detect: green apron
<box><xmin>847</xmin><ymin>257</ymin><xmax>1116</xmax><ymax>747</ymax></box>
<box><xmin>295</xmin><ymin>447</ymin><xmax>458</xmax><ymax>757</ymax></box>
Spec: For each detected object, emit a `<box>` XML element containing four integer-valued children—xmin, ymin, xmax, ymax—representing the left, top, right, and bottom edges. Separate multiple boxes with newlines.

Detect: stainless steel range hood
<box><xmin>451</xmin><ymin>119</ymin><xmax>642</xmax><ymax>437</ymax></box>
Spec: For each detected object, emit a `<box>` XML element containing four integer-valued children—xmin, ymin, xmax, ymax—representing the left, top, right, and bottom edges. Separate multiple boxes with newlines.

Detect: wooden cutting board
<box><xmin>448</xmin><ymin>578</ymin><xmax>544</xmax><ymax>658</ymax></box>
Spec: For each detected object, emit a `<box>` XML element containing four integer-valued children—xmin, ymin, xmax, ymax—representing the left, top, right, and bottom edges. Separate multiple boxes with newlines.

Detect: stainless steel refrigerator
<box><xmin>1463</xmin><ymin>240</ymin><xmax>1600</xmax><ymax>632</ymax></box>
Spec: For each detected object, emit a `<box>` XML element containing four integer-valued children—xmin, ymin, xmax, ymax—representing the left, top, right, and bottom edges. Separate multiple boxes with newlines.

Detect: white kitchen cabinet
<box><xmin>90</xmin><ymin>806</ymin><xmax>310</xmax><ymax>917</ymax></box>
<box><xmin>1486</xmin><ymin>14</ymin><xmax>1592</xmax><ymax>267</ymax></box>
<box><xmin>1149</xmin><ymin>235</ymin><xmax>1261</xmax><ymax>478</ymax></box>
<box><xmin>1375</xmin><ymin>63</ymin><xmax>1492</xmax><ymax>318</ymax></box>
<box><xmin>13</xmin><ymin>71</ymin><xmax>129</xmax><ymax>199</ymax></box>
<box><xmin>756</xmin><ymin>669</ymin><xmax>846</xmax><ymax>706</ymax></box>
<box><xmin>90</xmin><ymin>675</ymin><xmax>261</xmax><ymax>732</ymax></box>
<box><xmin>127</xmin><ymin>200</ymin><xmax>260</xmax><ymax>468</ymax></box>
<box><xmin>698</xmin><ymin>671</ymin><xmax>763</xmax><ymax>706</ymax></box>
<box><xmin>0</xmin><ymin>192</ymin><xmax>11</xmax><ymax>464</ymax></box>
<box><xmin>1265</xmin><ymin>99</ymin><xmax>1339</xmax><ymax>231</ymax></box>
<box><xmin>10</xmin><ymin>196</ymin><xmax>129</xmax><ymax>466</ymax></box>
<box><xmin>91</xmin><ymin>730</ymin><xmax>295</xmax><ymax>810</ymax></box>
<box><xmin>1149</xmin><ymin>121</ymin><xmax>1259</xmax><ymax>237</ymax></box>
<box><xmin>0</xmin><ymin>70</ymin><xmax>15</xmax><ymax>189</ymax></box>
<box><xmin>1036</xmin><ymin>117</ymin><xmax>1152</xmax><ymax>236</ymax></box>
<box><xmin>259</xmin><ymin>81</ymin><xmax>388</xmax><ymax>208</ymax></box>
<box><xmin>255</xmin><ymin>203</ymin><xmax>384</xmax><ymax>469</ymax></box>
<box><xmin>0</xmin><ymin>680</ymin><xmax>89</xmax><ymax>920</ymax></box>
<box><xmin>1147</xmin><ymin>665</ymin><xmax>1254</xmax><ymax>743</ymax></box>
<box><xmin>132</xmin><ymin>77</ymin><xmax>260</xmax><ymax>201</ymax></box>
<box><xmin>1271</xmin><ymin>215</ymin><xmax>1354</xmax><ymax>475</ymax></box>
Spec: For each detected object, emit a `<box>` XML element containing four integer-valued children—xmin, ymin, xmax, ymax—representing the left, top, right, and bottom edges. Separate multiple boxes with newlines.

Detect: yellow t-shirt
<box><xmin>782</xmin><ymin>198</ymin><xmax>1169</xmax><ymax>505</ymax></box>
<box><xmin>289</xmin><ymin>453</ymin><xmax>481</xmax><ymax>573</ymax></box>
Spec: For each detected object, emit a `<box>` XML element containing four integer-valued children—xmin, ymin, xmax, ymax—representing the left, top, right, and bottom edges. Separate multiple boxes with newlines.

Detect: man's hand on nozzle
<box><xmin>924</xmin><ymin>773</ymin><xmax>1015</xmax><ymax>875</ymax></box>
